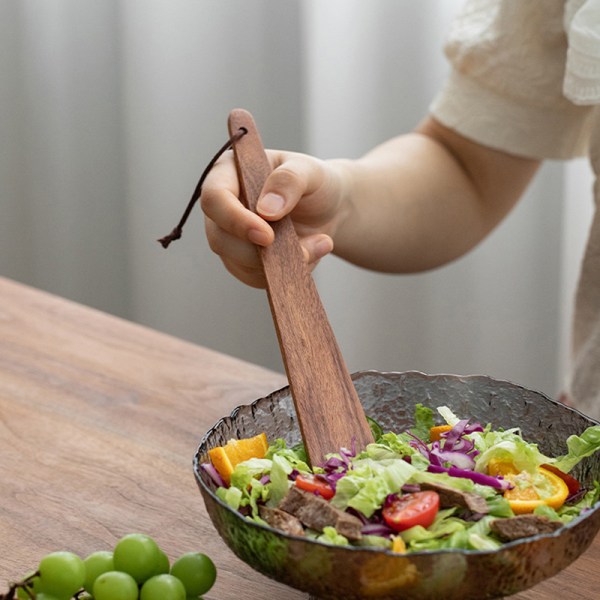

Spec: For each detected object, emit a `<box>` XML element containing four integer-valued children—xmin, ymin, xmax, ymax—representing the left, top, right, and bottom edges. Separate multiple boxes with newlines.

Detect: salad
<box><xmin>201</xmin><ymin>405</ymin><xmax>600</xmax><ymax>553</ymax></box>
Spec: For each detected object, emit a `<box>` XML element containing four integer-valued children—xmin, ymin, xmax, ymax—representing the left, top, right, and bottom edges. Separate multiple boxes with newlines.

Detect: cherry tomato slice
<box><xmin>295</xmin><ymin>473</ymin><xmax>335</xmax><ymax>500</ymax></box>
<box><xmin>382</xmin><ymin>491</ymin><xmax>440</xmax><ymax>532</ymax></box>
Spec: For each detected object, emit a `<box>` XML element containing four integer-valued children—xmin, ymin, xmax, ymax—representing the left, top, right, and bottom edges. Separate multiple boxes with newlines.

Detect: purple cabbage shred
<box><xmin>201</xmin><ymin>462</ymin><xmax>226</xmax><ymax>489</ymax></box>
<box><xmin>409</xmin><ymin>419</ymin><xmax>482</xmax><ymax>471</ymax></box>
<box><xmin>317</xmin><ymin>443</ymin><xmax>357</xmax><ymax>490</ymax></box>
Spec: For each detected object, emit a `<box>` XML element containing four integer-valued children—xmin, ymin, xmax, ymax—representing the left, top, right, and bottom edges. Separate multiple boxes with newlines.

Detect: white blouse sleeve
<box><xmin>563</xmin><ymin>0</ymin><xmax>600</xmax><ymax>105</ymax></box>
<box><xmin>430</xmin><ymin>0</ymin><xmax>597</xmax><ymax>160</ymax></box>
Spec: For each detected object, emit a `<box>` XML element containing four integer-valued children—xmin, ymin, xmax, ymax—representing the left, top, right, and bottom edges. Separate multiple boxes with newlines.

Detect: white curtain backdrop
<box><xmin>1</xmin><ymin>0</ymin><xmax>594</xmax><ymax>400</ymax></box>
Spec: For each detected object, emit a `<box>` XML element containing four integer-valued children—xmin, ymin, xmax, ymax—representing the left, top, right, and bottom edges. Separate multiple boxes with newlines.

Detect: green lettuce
<box><xmin>316</xmin><ymin>526</ymin><xmax>349</xmax><ymax>546</ymax></box>
<box><xmin>400</xmin><ymin>509</ymin><xmax>466</xmax><ymax>551</ymax></box>
<box><xmin>412</xmin><ymin>404</ymin><xmax>435</xmax><ymax>439</ymax></box>
<box><xmin>552</xmin><ymin>426</ymin><xmax>600</xmax><ymax>473</ymax></box>
<box><xmin>401</xmin><ymin>511</ymin><xmax>501</xmax><ymax>552</ymax></box>
<box><xmin>331</xmin><ymin>457</ymin><xmax>417</xmax><ymax>517</ymax></box>
<box><xmin>472</xmin><ymin>424</ymin><xmax>600</xmax><ymax>477</ymax></box>
<box><xmin>230</xmin><ymin>457</ymin><xmax>272</xmax><ymax>489</ymax></box>
<box><xmin>471</xmin><ymin>428</ymin><xmax>550</xmax><ymax>474</ymax></box>
<box><xmin>463</xmin><ymin>516</ymin><xmax>502</xmax><ymax>551</ymax></box>
<box><xmin>216</xmin><ymin>485</ymin><xmax>243</xmax><ymax>511</ymax></box>
<box><xmin>362</xmin><ymin>433</ymin><xmax>429</xmax><ymax>470</ymax></box>
<box><xmin>481</xmin><ymin>493</ymin><xmax>514</xmax><ymax>518</ymax></box>
<box><xmin>546</xmin><ymin>480</ymin><xmax>600</xmax><ymax>524</ymax></box>
<box><xmin>411</xmin><ymin>470</ymin><xmax>477</xmax><ymax>492</ymax></box>
<box><xmin>265</xmin><ymin>438</ymin><xmax>311</xmax><ymax>472</ymax></box>
<box><xmin>354</xmin><ymin>535</ymin><xmax>392</xmax><ymax>549</ymax></box>
<box><xmin>366</xmin><ymin>416</ymin><xmax>385</xmax><ymax>441</ymax></box>
<box><xmin>267</xmin><ymin>453</ymin><xmax>294</xmax><ymax>507</ymax></box>
<box><xmin>227</xmin><ymin>457</ymin><xmax>273</xmax><ymax>517</ymax></box>
<box><xmin>437</xmin><ymin>406</ymin><xmax>460</xmax><ymax>427</ymax></box>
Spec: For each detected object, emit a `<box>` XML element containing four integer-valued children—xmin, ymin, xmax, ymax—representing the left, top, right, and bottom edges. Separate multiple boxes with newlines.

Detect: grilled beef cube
<box><xmin>278</xmin><ymin>486</ymin><xmax>363</xmax><ymax>540</ymax></box>
<box><xmin>490</xmin><ymin>514</ymin><xmax>562</xmax><ymax>542</ymax></box>
<box><xmin>419</xmin><ymin>481</ymin><xmax>489</xmax><ymax>514</ymax></box>
<box><xmin>259</xmin><ymin>505</ymin><xmax>305</xmax><ymax>537</ymax></box>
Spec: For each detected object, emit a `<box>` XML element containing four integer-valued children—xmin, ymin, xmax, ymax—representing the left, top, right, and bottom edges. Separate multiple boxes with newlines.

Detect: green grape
<box><xmin>140</xmin><ymin>574</ymin><xmax>186</xmax><ymax>600</ymax></box>
<box><xmin>113</xmin><ymin>533</ymin><xmax>160</xmax><ymax>584</ymax></box>
<box><xmin>170</xmin><ymin>552</ymin><xmax>217</xmax><ymax>596</ymax></box>
<box><xmin>83</xmin><ymin>550</ymin><xmax>114</xmax><ymax>593</ymax></box>
<box><xmin>38</xmin><ymin>551</ymin><xmax>85</xmax><ymax>599</ymax></box>
<box><xmin>93</xmin><ymin>570</ymin><xmax>139</xmax><ymax>600</ymax></box>
<box><xmin>34</xmin><ymin>594</ymin><xmax>62</xmax><ymax>600</ymax></box>
<box><xmin>155</xmin><ymin>549</ymin><xmax>170</xmax><ymax>575</ymax></box>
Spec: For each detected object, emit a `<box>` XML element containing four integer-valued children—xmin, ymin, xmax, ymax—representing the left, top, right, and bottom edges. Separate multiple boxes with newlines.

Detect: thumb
<box><xmin>257</xmin><ymin>155</ymin><xmax>323</xmax><ymax>220</ymax></box>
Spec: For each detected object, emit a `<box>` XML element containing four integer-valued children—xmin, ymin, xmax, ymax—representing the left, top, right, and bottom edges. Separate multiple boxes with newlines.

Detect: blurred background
<box><xmin>1</xmin><ymin>0</ymin><xmax>595</xmax><ymax>399</ymax></box>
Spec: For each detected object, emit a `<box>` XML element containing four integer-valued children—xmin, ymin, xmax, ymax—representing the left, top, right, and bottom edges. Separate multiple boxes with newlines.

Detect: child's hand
<box><xmin>201</xmin><ymin>149</ymin><xmax>346</xmax><ymax>288</ymax></box>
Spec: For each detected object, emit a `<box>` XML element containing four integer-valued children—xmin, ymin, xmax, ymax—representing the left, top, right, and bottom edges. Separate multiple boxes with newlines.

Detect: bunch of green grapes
<box><xmin>2</xmin><ymin>533</ymin><xmax>217</xmax><ymax>600</ymax></box>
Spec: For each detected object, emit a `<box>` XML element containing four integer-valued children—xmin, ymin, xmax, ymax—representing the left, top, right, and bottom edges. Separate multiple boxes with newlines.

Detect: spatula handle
<box><xmin>228</xmin><ymin>109</ymin><xmax>374</xmax><ymax>465</ymax></box>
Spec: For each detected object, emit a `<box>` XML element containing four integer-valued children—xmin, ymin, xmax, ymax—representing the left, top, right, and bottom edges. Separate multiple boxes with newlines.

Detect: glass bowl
<box><xmin>193</xmin><ymin>371</ymin><xmax>600</xmax><ymax>599</ymax></box>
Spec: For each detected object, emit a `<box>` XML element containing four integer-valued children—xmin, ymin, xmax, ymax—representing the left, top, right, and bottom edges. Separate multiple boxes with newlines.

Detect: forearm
<box><xmin>331</xmin><ymin>117</ymin><xmax>541</xmax><ymax>273</ymax></box>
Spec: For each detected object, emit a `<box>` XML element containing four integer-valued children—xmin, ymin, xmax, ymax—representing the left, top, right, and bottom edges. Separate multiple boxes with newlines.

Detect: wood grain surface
<box><xmin>0</xmin><ymin>276</ymin><xmax>294</xmax><ymax>599</ymax></box>
<box><xmin>228</xmin><ymin>108</ymin><xmax>373</xmax><ymax>466</ymax></box>
<box><xmin>0</xmin><ymin>276</ymin><xmax>598</xmax><ymax>599</ymax></box>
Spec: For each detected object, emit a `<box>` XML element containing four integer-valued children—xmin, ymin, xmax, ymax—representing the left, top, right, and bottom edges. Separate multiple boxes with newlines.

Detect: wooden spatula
<box><xmin>228</xmin><ymin>108</ymin><xmax>374</xmax><ymax>466</ymax></box>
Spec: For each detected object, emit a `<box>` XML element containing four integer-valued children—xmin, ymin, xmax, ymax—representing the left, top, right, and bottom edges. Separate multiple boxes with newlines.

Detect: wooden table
<box><xmin>0</xmin><ymin>276</ymin><xmax>598</xmax><ymax>599</ymax></box>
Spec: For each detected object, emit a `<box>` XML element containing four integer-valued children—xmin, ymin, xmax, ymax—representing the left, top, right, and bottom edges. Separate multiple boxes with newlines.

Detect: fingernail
<box><xmin>248</xmin><ymin>228</ymin><xmax>271</xmax><ymax>246</ymax></box>
<box><xmin>258</xmin><ymin>193</ymin><xmax>285</xmax><ymax>217</ymax></box>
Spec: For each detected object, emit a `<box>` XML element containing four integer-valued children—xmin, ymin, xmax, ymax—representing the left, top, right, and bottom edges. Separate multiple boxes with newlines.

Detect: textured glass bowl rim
<box><xmin>193</xmin><ymin>370</ymin><xmax>600</xmax><ymax>558</ymax></box>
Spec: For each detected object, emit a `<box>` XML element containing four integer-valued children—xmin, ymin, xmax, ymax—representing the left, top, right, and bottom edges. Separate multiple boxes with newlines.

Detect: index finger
<box><xmin>200</xmin><ymin>152</ymin><xmax>275</xmax><ymax>247</ymax></box>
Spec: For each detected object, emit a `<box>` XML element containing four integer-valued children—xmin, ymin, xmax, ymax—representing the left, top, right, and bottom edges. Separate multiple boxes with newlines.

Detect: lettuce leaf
<box><xmin>362</xmin><ymin>433</ymin><xmax>429</xmax><ymax>470</ymax></box>
<box><xmin>227</xmin><ymin>458</ymin><xmax>272</xmax><ymax>517</ymax></box>
<box><xmin>550</xmin><ymin>480</ymin><xmax>600</xmax><ymax>523</ymax></box>
<box><xmin>552</xmin><ymin>426</ymin><xmax>600</xmax><ymax>473</ymax></box>
<box><xmin>331</xmin><ymin>457</ymin><xmax>417</xmax><ymax>517</ymax></box>
<box><xmin>471</xmin><ymin>428</ymin><xmax>550</xmax><ymax>474</ymax></box>
<box><xmin>437</xmin><ymin>406</ymin><xmax>461</xmax><ymax>427</ymax></box>
<box><xmin>216</xmin><ymin>485</ymin><xmax>243</xmax><ymax>511</ymax></box>
<box><xmin>402</xmin><ymin>511</ymin><xmax>501</xmax><ymax>552</ymax></box>
<box><xmin>437</xmin><ymin>406</ymin><xmax>460</xmax><ymax>427</ymax></box>
<box><xmin>366</xmin><ymin>416</ymin><xmax>385</xmax><ymax>441</ymax></box>
<box><xmin>411</xmin><ymin>469</ymin><xmax>476</xmax><ymax>492</ymax></box>
<box><xmin>316</xmin><ymin>526</ymin><xmax>349</xmax><ymax>546</ymax></box>
<box><xmin>463</xmin><ymin>516</ymin><xmax>502</xmax><ymax>551</ymax></box>
<box><xmin>400</xmin><ymin>509</ymin><xmax>466</xmax><ymax>551</ymax></box>
<box><xmin>230</xmin><ymin>458</ymin><xmax>272</xmax><ymax>489</ymax></box>
<box><xmin>482</xmin><ymin>493</ymin><xmax>514</xmax><ymax>518</ymax></box>
<box><xmin>412</xmin><ymin>404</ymin><xmax>435</xmax><ymax>440</ymax></box>
<box><xmin>265</xmin><ymin>438</ymin><xmax>311</xmax><ymax>472</ymax></box>
<box><xmin>354</xmin><ymin>535</ymin><xmax>393</xmax><ymax>549</ymax></box>
<box><xmin>267</xmin><ymin>453</ymin><xmax>294</xmax><ymax>507</ymax></box>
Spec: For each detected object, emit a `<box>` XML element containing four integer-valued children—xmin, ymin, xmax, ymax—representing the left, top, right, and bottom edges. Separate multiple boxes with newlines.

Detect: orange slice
<box><xmin>360</xmin><ymin>553</ymin><xmax>417</xmax><ymax>596</ymax></box>
<box><xmin>487</xmin><ymin>458</ymin><xmax>519</xmax><ymax>477</ymax></box>
<box><xmin>503</xmin><ymin>466</ymin><xmax>569</xmax><ymax>515</ymax></box>
<box><xmin>429</xmin><ymin>425</ymin><xmax>452</xmax><ymax>442</ymax></box>
<box><xmin>208</xmin><ymin>433</ymin><xmax>268</xmax><ymax>485</ymax></box>
<box><xmin>391</xmin><ymin>536</ymin><xmax>406</xmax><ymax>554</ymax></box>
<box><xmin>207</xmin><ymin>447</ymin><xmax>235</xmax><ymax>485</ymax></box>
